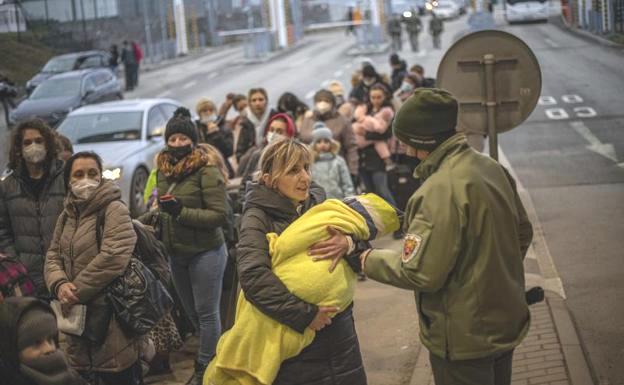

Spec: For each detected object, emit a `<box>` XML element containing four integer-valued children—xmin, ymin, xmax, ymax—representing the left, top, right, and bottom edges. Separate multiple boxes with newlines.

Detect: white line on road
<box><xmin>182</xmin><ymin>80</ymin><xmax>197</xmax><ymax>90</ymax></box>
<box><xmin>570</xmin><ymin>121</ymin><xmax>622</xmax><ymax>166</ymax></box>
<box><xmin>156</xmin><ymin>91</ymin><xmax>171</xmax><ymax>98</ymax></box>
<box><xmin>305</xmin><ymin>90</ymin><xmax>316</xmax><ymax>100</ymax></box>
<box><xmin>417</xmin><ymin>49</ymin><xmax>427</xmax><ymax>57</ymax></box>
<box><xmin>544</xmin><ymin>38</ymin><xmax>559</xmax><ymax>48</ymax></box>
<box><xmin>208</xmin><ymin>72</ymin><xmax>219</xmax><ymax>79</ymax></box>
<box><xmin>334</xmin><ymin>70</ymin><xmax>344</xmax><ymax>77</ymax></box>
<box><xmin>320</xmin><ymin>80</ymin><xmax>330</xmax><ymax>88</ymax></box>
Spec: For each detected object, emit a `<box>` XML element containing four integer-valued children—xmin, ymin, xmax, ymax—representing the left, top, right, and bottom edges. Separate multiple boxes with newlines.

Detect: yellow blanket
<box><xmin>204</xmin><ymin>194</ymin><xmax>400</xmax><ymax>385</ymax></box>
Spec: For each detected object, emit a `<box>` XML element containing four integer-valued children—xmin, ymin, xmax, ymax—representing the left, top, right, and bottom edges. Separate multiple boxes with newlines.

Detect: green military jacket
<box><xmin>365</xmin><ymin>133</ymin><xmax>533</xmax><ymax>360</ymax></box>
<box><xmin>143</xmin><ymin>165</ymin><xmax>227</xmax><ymax>263</ymax></box>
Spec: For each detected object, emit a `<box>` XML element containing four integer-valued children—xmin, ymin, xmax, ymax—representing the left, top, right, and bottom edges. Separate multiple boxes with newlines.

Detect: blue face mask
<box><xmin>400</xmin><ymin>82</ymin><xmax>415</xmax><ymax>93</ymax></box>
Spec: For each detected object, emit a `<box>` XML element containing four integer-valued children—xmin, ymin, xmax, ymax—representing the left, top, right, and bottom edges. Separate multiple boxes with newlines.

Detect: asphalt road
<box><xmin>2</xmin><ymin>10</ymin><xmax>622</xmax><ymax>384</ymax></box>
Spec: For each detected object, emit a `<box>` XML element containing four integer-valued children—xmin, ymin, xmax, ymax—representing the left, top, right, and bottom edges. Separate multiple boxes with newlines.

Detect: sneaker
<box><xmin>357</xmin><ymin>272</ymin><xmax>367</xmax><ymax>281</ymax></box>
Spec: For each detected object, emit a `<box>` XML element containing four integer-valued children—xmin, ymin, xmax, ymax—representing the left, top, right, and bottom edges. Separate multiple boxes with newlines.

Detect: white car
<box><xmin>505</xmin><ymin>0</ymin><xmax>549</xmax><ymax>23</ymax></box>
<box><xmin>56</xmin><ymin>99</ymin><xmax>183</xmax><ymax>216</ymax></box>
<box><xmin>432</xmin><ymin>0</ymin><xmax>461</xmax><ymax>19</ymax></box>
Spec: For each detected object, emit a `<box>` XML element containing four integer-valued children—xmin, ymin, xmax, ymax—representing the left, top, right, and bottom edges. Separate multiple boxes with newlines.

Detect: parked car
<box><xmin>10</xmin><ymin>69</ymin><xmax>122</xmax><ymax>128</ymax></box>
<box><xmin>55</xmin><ymin>99</ymin><xmax>183</xmax><ymax>217</ymax></box>
<box><xmin>392</xmin><ymin>0</ymin><xmax>426</xmax><ymax>17</ymax></box>
<box><xmin>26</xmin><ymin>51</ymin><xmax>112</xmax><ymax>95</ymax></box>
<box><xmin>432</xmin><ymin>0</ymin><xmax>461</xmax><ymax>19</ymax></box>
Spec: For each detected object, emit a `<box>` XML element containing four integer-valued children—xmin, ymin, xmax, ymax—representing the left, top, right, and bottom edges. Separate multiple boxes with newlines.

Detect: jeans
<box><xmin>170</xmin><ymin>244</ymin><xmax>228</xmax><ymax>365</ymax></box>
<box><xmin>360</xmin><ymin>169</ymin><xmax>398</xmax><ymax>207</ymax></box>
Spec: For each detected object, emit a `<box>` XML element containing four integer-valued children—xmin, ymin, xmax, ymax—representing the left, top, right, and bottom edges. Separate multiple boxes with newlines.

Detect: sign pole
<box><xmin>483</xmin><ymin>53</ymin><xmax>499</xmax><ymax>161</ymax></box>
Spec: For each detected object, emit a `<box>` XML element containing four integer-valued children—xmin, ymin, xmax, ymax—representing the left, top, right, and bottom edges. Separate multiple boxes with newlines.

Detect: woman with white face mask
<box><xmin>195</xmin><ymin>98</ymin><xmax>234</xmax><ymax>177</ymax></box>
<box><xmin>44</xmin><ymin>151</ymin><xmax>143</xmax><ymax>384</ymax></box>
<box><xmin>0</xmin><ymin>119</ymin><xmax>66</xmax><ymax>298</ymax></box>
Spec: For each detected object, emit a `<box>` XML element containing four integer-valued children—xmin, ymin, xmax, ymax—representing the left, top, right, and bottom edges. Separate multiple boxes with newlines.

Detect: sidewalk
<box><xmin>410</xmin><ymin>149</ymin><xmax>595</xmax><ymax>385</ymax></box>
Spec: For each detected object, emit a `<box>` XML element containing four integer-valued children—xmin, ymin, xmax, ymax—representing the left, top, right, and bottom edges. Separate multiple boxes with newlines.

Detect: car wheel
<box><xmin>130</xmin><ymin>167</ymin><xmax>149</xmax><ymax>218</ymax></box>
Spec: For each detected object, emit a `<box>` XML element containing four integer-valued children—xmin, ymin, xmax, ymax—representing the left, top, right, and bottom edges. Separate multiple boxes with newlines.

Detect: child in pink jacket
<box><xmin>352</xmin><ymin>84</ymin><xmax>395</xmax><ymax>170</ymax></box>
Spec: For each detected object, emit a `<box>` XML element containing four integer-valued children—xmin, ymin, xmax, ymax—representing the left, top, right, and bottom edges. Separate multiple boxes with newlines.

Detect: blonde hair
<box><xmin>258</xmin><ymin>138</ymin><xmax>311</xmax><ymax>188</ymax></box>
<box><xmin>196</xmin><ymin>97</ymin><xmax>216</xmax><ymax>115</ymax></box>
<box><xmin>197</xmin><ymin>143</ymin><xmax>229</xmax><ymax>184</ymax></box>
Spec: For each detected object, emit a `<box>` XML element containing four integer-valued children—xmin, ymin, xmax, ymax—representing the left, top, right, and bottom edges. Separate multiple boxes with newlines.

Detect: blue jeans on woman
<box><xmin>360</xmin><ymin>169</ymin><xmax>398</xmax><ymax>207</ymax></box>
<box><xmin>170</xmin><ymin>243</ymin><xmax>228</xmax><ymax>365</ymax></box>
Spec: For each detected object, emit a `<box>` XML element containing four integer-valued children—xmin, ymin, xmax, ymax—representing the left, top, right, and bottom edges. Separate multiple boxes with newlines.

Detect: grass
<box><xmin>0</xmin><ymin>32</ymin><xmax>59</xmax><ymax>91</ymax></box>
<box><xmin>606</xmin><ymin>33</ymin><xmax>624</xmax><ymax>45</ymax></box>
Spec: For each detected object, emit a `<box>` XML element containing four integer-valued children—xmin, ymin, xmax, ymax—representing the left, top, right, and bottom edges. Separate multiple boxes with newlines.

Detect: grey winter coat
<box><xmin>311</xmin><ymin>153</ymin><xmax>354</xmax><ymax>200</ymax></box>
<box><xmin>0</xmin><ymin>160</ymin><xmax>66</xmax><ymax>297</ymax></box>
<box><xmin>44</xmin><ymin>180</ymin><xmax>140</xmax><ymax>372</ymax></box>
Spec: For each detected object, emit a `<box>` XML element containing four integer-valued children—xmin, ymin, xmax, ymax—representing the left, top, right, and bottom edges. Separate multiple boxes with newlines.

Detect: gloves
<box><xmin>159</xmin><ymin>196</ymin><xmax>183</xmax><ymax>218</ymax></box>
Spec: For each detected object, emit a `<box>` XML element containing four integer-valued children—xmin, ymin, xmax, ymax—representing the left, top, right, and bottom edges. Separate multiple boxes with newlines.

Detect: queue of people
<box><xmin>0</xmin><ymin>52</ymin><xmax>534</xmax><ymax>385</ymax></box>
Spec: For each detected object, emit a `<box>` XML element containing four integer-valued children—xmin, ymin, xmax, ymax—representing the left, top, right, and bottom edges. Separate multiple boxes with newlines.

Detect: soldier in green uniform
<box><xmin>404</xmin><ymin>11</ymin><xmax>422</xmax><ymax>52</ymax></box>
<box><xmin>360</xmin><ymin>89</ymin><xmax>534</xmax><ymax>385</ymax></box>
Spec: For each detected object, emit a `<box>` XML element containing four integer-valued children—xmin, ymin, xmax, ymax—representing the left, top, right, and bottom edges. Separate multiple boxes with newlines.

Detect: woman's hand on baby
<box><xmin>309</xmin><ymin>226</ymin><xmax>351</xmax><ymax>273</ymax></box>
<box><xmin>308</xmin><ymin>306</ymin><xmax>340</xmax><ymax>331</ymax></box>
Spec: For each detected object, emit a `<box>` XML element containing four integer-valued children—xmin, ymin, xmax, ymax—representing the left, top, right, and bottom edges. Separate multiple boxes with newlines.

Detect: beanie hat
<box><xmin>393</xmin><ymin>88</ymin><xmax>458</xmax><ymax>152</ymax></box>
<box><xmin>362</xmin><ymin>64</ymin><xmax>377</xmax><ymax>79</ymax></box>
<box><xmin>17</xmin><ymin>306</ymin><xmax>57</xmax><ymax>352</ymax></box>
<box><xmin>311</xmin><ymin>122</ymin><xmax>333</xmax><ymax>143</ymax></box>
<box><xmin>314</xmin><ymin>89</ymin><xmax>336</xmax><ymax>105</ymax></box>
<box><xmin>165</xmin><ymin>114</ymin><xmax>198</xmax><ymax>145</ymax></box>
<box><xmin>195</xmin><ymin>97</ymin><xmax>215</xmax><ymax>115</ymax></box>
<box><xmin>389</xmin><ymin>53</ymin><xmax>400</xmax><ymax>65</ymax></box>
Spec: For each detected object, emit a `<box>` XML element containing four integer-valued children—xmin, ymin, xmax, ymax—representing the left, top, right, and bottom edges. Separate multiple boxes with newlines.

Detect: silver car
<box><xmin>56</xmin><ymin>99</ymin><xmax>183</xmax><ymax>216</ymax></box>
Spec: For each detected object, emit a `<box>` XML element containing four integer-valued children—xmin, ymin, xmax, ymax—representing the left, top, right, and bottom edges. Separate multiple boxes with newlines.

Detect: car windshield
<box><xmin>42</xmin><ymin>56</ymin><xmax>77</xmax><ymax>73</ymax></box>
<box><xmin>508</xmin><ymin>0</ymin><xmax>546</xmax><ymax>4</ymax></box>
<box><xmin>29</xmin><ymin>77</ymin><xmax>81</xmax><ymax>100</ymax></box>
<box><xmin>57</xmin><ymin>111</ymin><xmax>143</xmax><ymax>143</ymax></box>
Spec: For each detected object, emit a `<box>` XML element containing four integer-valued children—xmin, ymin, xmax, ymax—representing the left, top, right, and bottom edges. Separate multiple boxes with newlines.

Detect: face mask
<box><xmin>266</xmin><ymin>131</ymin><xmax>286</xmax><ymax>144</ymax></box>
<box><xmin>315</xmin><ymin>101</ymin><xmax>332</xmax><ymax>114</ymax></box>
<box><xmin>22</xmin><ymin>143</ymin><xmax>47</xmax><ymax>164</ymax></box>
<box><xmin>200</xmin><ymin>114</ymin><xmax>217</xmax><ymax>124</ymax></box>
<box><xmin>71</xmin><ymin>178</ymin><xmax>100</xmax><ymax>200</ymax></box>
<box><xmin>400</xmin><ymin>82</ymin><xmax>415</xmax><ymax>94</ymax></box>
<box><xmin>167</xmin><ymin>145</ymin><xmax>193</xmax><ymax>160</ymax></box>
<box><xmin>363</xmin><ymin>77</ymin><xmax>375</xmax><ymax>86</ymax></box>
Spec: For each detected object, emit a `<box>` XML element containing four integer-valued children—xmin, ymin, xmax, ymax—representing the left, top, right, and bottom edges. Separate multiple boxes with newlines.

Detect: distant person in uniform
<box><xmin>121</xmin><ymin>40</ymin><xmax>137</xmax><ymax>91</ymax></box>
<box><xmin>404</xmin><ymin>10</ymin><xmax>423</xmax><ymax>52</ymax></box>
<box><xmin>429</xmin><ymin>14</ymin><xmax>444</xmax><ymax>49</ymax></box>
<box><xmin>387</xmin><ymin>14</ymin><xmax>403</xmax><ymax>52</ymax></box>
<box><xmin>359</xmin><ymin>89</ymin><xmax>533</xmax><ymax>385</ymax></box>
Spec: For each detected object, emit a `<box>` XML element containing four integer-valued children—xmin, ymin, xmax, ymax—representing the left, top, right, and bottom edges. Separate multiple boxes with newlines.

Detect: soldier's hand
<box><xmin>309</xmin><ymin>226</ymin><xmax>351</xmax><ymax>273</ymax></box>
<box><xmin>308</xmin><ymin>306</ymin><xmax>339</xmax><ymax>331</ymax></box>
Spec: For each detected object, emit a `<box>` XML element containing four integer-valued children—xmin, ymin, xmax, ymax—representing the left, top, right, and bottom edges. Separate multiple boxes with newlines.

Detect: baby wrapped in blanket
<box><xmin>204</xmin><ymin>193</ymin><xmax>400</xmax><ymax>385</ymax></box>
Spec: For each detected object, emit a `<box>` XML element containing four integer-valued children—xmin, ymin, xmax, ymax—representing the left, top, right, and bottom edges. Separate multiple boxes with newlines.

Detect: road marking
<box><xmin>544</xmin><ymin>38</ymin><xmax>559</xmax><ymax>48</ymax></box>
<box><xmin>538</xmin><ymin>96</ymin><xmax>557</xmax><ymax>106</ymax></box>
<box><xmin>417</xmin><ymin>49</ymin><xmax>427</xmax><ymax>57</ymax></box>
<box><xmin>573</xmin><ymin>106</ymin><xmax>597</xmax><ymax>118</ymax></box>
<box><xmin>545</xmin><ymin>108</ymin><xmax>569</xmax><ymax>120</ymax></box>
<box><xmin>156</xmin><ymin>91</ymin><xmax>171</xmax><ymax>98</ymax></box>
<box><xmin>562</xmin><ymin>94</ymin><xmax>583</xmax><ymax>104</ymax></box>
<box><xmin>208</xmin><ymin>72</ymin><xmax>219</xmax><ymax>79</ymax></box>
<box><xmin>570</xmin><ymin>121</ymin><xmax>621</xmax><ymax>165</ymax></box>
<box><xmin>320</xmin><ymin>80</ymin><xmax>330</xmax><ymax>88</ymax></box>
<box><xmin>182</xmin><ymin>80</ymin><xmax>197</xmax><ymax>90</ymax></box>
<box><xmin>305</xmin><ymin>90</ymin><xmax>316</xmax><ymax>100</ymax></box>
<box><xmin>498</xmin><ymin>148</ymin><xmax>567</xmax><ymax>299</ymax></box>
<box><xmin>333</xmin><ymin>70</ymin><xmax>344</xmax><ymax>77</ymax></box>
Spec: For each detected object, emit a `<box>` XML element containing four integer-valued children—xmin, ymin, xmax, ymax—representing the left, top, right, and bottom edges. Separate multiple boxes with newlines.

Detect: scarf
<box><xmin>19</xmin><ymin>351</ymin><xmax>79</xmax><ymax>385</ymax></box>
<box><xmin>245</xmin><ymin>106</ymin><xmax>272</xmax><ymax>146</ymax></box>
<box><xmin>157</xmin><ymin>148</ymin><xmax>209</xmax><ymax>180</ymax></box>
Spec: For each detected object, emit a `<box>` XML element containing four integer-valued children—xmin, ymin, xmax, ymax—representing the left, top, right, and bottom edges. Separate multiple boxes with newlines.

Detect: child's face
<box><xmin>19</xmin><ymin>336</ymin><xmax>56</xmax><ymax>362</ymax></box>
<box><xmin>315</xmin><ymin>139</ymin><xmax>331</xmax><ymax>153</ymax></box>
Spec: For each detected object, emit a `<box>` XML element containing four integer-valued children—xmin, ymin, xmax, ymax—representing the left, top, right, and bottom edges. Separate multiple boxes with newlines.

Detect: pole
<box><xmin>80</xmin><ymin>0</ymin><xmax>87</xmax><ymax>45</ymax></box>
<box><xmin>159</xmin><ymin>0</ymin><xmax>168</xmax><ymax>60</ymax></box>
<box><xmin>483</xmin><ymin>53</ymin><xmax>498</xmax><ymax>160</ymax></box>
<box><xmin>141</xmin><ymin>0</ymin><xmax>154</xmax><ymax>63</ymax></box>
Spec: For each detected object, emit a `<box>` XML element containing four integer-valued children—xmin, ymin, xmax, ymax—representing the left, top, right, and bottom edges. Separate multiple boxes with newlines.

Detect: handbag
<box><xmin>0</xmin><ymin>254</ymin><xmax>35</xmax><ymax>298</ymax></box>
<box><xmin>107</xmin><ymin>258</ymin><xmax>174</xmax><ymax>336</ymax></box>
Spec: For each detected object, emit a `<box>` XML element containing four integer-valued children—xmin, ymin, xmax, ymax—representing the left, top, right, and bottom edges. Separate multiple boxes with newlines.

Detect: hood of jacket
<box><xmin>65</xmin><ymin>179</ymin><xmax>122</xmax><ymax>219</ymax></box>
<box><xmin>243</xmin><ymin>182</ymin><xmax>326</xmax><ymax>221</ymax></box>
<box><xmin>0</xmin><ymin>298</ymin><xmax>55</xmax><ymax>374</ymax></box>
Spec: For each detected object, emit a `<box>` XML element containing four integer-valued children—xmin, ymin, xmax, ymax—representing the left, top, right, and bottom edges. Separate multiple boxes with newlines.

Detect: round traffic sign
<box><xmin>437</xmin><ymin>30</ymin><xmax>542</xmax><ymax>135</ymax></box>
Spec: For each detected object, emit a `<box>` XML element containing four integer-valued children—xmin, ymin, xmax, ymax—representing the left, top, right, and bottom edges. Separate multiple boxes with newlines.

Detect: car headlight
<box><xmin>102</xmin><ymin>167</ymin><xmax>123</xmax><ymax>181</ymax></box>
<box><xmin>403</xmin><ymin>11</ymin><xmax>413</xmax><ymax>18</ymax></box>
<box><xmin>426</xmin><ymin>2</ymin><xmax>433</xmax><ymax>10</ymax></box>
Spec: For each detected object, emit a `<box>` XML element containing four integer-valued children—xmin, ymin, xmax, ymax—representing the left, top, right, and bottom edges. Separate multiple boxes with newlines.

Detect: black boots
<box><xmin>186</xmin><ymin>360</ymin><xmax>208</xmax><ymax>385</ymax></box>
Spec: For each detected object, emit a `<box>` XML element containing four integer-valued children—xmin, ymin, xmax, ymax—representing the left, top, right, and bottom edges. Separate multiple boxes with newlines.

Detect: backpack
<box><xmin>0</xmin><ymin>255</ymin><xmax>35</xmax><ymax>300</ymax></box>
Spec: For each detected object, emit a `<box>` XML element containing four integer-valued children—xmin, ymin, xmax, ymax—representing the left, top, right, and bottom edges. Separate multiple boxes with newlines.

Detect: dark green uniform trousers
<box><xmin>429</xmin><ymin>350</ymin><xmax>514</xmax><ymax>385</ymax></box>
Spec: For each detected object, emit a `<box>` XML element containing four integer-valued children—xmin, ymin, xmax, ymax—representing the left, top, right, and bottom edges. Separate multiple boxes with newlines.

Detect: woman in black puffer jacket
<box><xmin>236</xmin><ymin>138</ymin><xmax>367</xmax><ymax>385</ymax></box>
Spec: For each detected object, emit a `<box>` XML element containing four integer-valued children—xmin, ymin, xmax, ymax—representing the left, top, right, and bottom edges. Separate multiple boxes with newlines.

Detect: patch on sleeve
<box><xmin>402</xmin><ymin>233</ymin><xmax>423</xmax><ymax>263</ymax></box>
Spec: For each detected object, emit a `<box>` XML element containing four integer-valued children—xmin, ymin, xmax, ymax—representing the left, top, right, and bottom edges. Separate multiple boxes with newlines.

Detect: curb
<box><xmin>549</xmin><ymin>15</ymin><xmax>624</xmax><ymax>50</ymax></box>
<box><xmin>546</xmin><ymin>292</ymin><xmax>596</xmax><ymax>385</ymax></box>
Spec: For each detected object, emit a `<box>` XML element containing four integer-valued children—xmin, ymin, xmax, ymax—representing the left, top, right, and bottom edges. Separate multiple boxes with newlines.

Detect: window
<box><xmin>82</xmin><ymin>76</ymin><xmax>97</xmax><ymax>94</ymax></box>
<box><xmin>159</xmin><ymin>104</ymin><xmax>181</xmax><ymax>120</ymax></box>
<box><xmin>147</xmin><ymin>107</ymin><xmax>168</xmax><ymax>138</ymax></box>
<box><xmin>78</xmin><ymin>55</ymin><xmax>103</xmax><ymax>69</ymax></box>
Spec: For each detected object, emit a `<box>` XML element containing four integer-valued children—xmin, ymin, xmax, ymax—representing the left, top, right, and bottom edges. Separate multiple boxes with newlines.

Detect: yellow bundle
<box><xmin>204</xmin><ymin>194</ymin><xmax>400</xmax><ymax>385</ymax></box>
